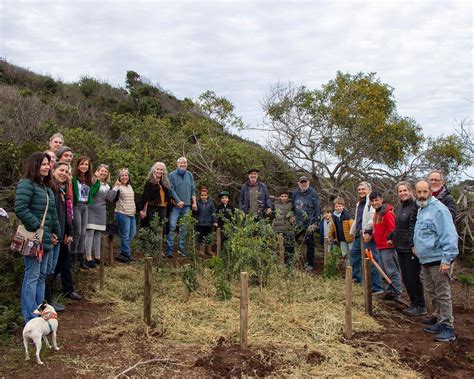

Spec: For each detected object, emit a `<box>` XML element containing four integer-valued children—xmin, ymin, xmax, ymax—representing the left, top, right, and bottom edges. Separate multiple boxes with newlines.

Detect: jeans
<box><xmin>422</xmin><ymin>264</ymin><xmax>454</xmax><ymax>327</ymax></box>
<box><xmin>46</xmin><ymin>243</ymin><xmax>61</xmax><ymax>275</ymax></box>
<box><xmin>166</xmin><ymin>205</ymin><xmax>191</xmax><ymax>255</ymax></box>
<box><xmin>379</xmin><ymin>248</ymin><xmax>403</xmax><ymax>295</ymax></box>
<box><xmin>340</xmin><ymin>241</ymin><xmax>353</xmax><ymax>266</ymax></box>
<box><xmin>350</xmin><ymin>236</ymin><xmax>383</xmax><ymax>292</ymax></box>
<box><xmin>71</xmin><ymin>203</ymin><xmax>88</xmax><ymax>263</ymax></box>
<box><xmin>21</xmin><ymin>252</ymin><xmax>50</xmax><ymax>323</ymax></box>
<box><xmin>115</xmin><ymin>213</ymin><xmax>136</xmax><ymax>257</ymax></box>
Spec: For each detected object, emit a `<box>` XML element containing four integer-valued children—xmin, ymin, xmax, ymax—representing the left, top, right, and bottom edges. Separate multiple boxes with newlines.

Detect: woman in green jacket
<box><xmin>14</xmin><ymin>152</ymin><xmax>60</xmax><ymax>323</ymax></box>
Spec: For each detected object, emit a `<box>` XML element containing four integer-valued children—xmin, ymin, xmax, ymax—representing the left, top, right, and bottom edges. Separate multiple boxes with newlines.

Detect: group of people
<box><xmin>14</xmin><ymin>133</ymin><xmax>459</xmax><ymax>343</ymax></box>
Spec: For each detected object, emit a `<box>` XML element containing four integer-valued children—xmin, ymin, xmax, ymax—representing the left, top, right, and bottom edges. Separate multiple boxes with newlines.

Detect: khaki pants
<box><xmin>421</xmin><ymin>264</ymin><xmax>454</xmax><ymax>328</ymax></box>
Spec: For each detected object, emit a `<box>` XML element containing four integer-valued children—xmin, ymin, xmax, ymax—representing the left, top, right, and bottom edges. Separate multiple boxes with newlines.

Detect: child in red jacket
<box><xmin>366</xmin><ymin>191</ymin><xmax>403</xmax><ymax>300</ymax></box>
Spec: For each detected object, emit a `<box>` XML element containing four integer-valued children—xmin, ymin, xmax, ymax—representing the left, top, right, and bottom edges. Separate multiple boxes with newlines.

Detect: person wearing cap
<box><xmin>292</xmin><ymin>176</ymin><xmax>321</xmax><ymax>271</ymax></box>
<box><xmin>238</xmin><ymin>169</ymin><xmax>272</xmax><ymax>218</ymax></box>
<box><xmin>56</xmin><ymin>146</ymin><xmax>73</xmax><ymax>165</ymax></box>
<box><xmin>216</xmin><ymin>190</ymin><xmax>235</xmax><ymax>252</ymax></box>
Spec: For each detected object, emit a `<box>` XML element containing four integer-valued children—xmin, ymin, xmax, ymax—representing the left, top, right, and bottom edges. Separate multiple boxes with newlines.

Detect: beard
<box><xmin>416</xmin><ymin>198</ymin><xmax>429</xmax><ymax>208</ymax></box>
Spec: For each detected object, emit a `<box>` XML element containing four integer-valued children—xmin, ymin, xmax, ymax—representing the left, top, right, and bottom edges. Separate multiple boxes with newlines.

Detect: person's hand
<box><xmin>290</xmin><ymin>216</ymin><xmax>296</xmax><ymax>224</ymax></box>
<box><xmin>387</xmin><ymin>239</ymin><xmax>393</xmax><ymax>247</ymax></box>
<box><xmin>139</xmin><ymin>210</ymin><xmax>147</xmax><ymax>219</ymax></box>
<box><xmin>266</xmin><ymin>208</ymin><xmax>272</xmax><ymax>215</ymax></box>
<box><xmin>412</xmin><ymin>247</ymin><xmax>417</xmax><ymax>256</ymax></box>
<box><xmin>64</xmin><ymin>235</ymin><xmax>73</xmax><ymax>244</ymax></box>
<box><xmin>363</xmin><ymin>233</ymin><xmax>372</xmax><ymax>243</ymax></box>
<box><xmin>94</xmin><ymin>170</ymin><xmax>100</xmax><ymax>178</ymax></box>
<box><xmin>191</xmin><ymin>203</ymin><xmax>197</xmax><ymax>211</ymax></box>
<box><xmin>114</xmin><ymin>180</ymin><xmax>121</xmax><ymax>187</ymax></box>
<box><xmin>177</xmin><ymin>201</ymin><xmax>185</xmax><ymax>209</ymax></box>
<box><xmin>51</xmin><ymin>233</ymin><xmax>59</xmax><ymax>245</ymax></box>
<box><xmin>439</xmin><ymin>263</ymin><xmax>450</xmax><ymax>274</ymax></box>
<box><xmin>213</xmin><ymin>223</ymin><xmax>218</xmax><ymax>228</ymax></box>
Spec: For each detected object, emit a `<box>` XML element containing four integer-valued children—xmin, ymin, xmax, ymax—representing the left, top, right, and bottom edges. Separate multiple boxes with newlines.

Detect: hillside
<box><xmin>0</xmin><ymin>59</ymin><xmax>295</xmax><ymax>206</ymax></box>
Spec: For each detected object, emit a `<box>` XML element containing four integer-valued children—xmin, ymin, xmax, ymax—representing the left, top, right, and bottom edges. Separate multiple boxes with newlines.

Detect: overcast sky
<box><xmin>1</xmin><ymin>0</ymin><xmax>473</xmax><ymax>145</ymax></box>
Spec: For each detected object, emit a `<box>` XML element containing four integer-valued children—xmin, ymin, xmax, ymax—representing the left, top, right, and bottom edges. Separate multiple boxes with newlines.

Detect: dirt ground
<box><xmin>1</xmin><ymin>257</ymin><xmax>473</xmax><ymax>378</ymax></box>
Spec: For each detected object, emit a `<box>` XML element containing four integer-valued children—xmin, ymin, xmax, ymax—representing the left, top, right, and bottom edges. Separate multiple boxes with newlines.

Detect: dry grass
<box><xmin>83</xmin><ymin>261</ymin><xmax>420</xmax><ymax>378</ymax></box>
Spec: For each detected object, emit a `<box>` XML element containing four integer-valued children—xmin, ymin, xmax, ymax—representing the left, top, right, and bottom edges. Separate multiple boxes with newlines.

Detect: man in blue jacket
<box><xmin>167</xmin><ymin>157</ymin><xmax>197</xmax><ymax>257</ymax></box>
<box><xmin>292</xmin><ymin>176</ymin><xmax>321</xmax><ymax>271</ymax></box>
<box><xmin>414</xmin><ymin>180</ymin><xmax>458</xmax><ymax>342</ymax></box>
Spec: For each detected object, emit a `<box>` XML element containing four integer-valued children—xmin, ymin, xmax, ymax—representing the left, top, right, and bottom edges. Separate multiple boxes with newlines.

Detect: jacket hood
<box><xmin>376</xmin><ymin>203</ymin><xmax>393</xmax><ymax>215</ymax></box>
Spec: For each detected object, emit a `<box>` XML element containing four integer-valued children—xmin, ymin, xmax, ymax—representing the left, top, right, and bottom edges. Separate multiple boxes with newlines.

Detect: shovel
<box><xmin>365</xmin><ymin>249</ymin><xmax>409</xmax><ymax>307</ymax></box>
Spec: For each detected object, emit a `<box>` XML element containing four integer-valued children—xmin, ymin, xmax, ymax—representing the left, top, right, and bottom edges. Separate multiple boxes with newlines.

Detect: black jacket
<box><xmin>435</xmin><ymin>186</ymin><xmax>456</xmax><ymax>222</ymax></box>
<box><xmin>140</xmin><ymin>180</ymin><xmax>172</xmax><ymax>210</ymax></box>
<box><xmin>389</xmin><ymin>198</ymin><xmax>417</xmax><ymax>252</ymax></box>
<box><xmin>54</xmin><ymin>186</ymin><xmax>73</xmax><ymax>240</ymax></box>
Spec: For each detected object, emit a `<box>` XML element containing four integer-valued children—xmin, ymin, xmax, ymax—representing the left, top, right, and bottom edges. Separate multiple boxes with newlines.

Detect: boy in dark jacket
<box><xmin>195</xmin><ymin>187</ymin><xmax>217</xmax><ymax>256</ymax></box>
<box><xmin>328</xmin><ymin>197</ymin><xmax>354</xmax><ymax>265</ymax></box>
<box><xmin>216</xmin><ymin>191</ymin><xmax>235</xmax><ymax>253</ymax></box>
<box><xmin>273</xmin><ymin>189</ymin><xmax>295</xmax><ymax>265</ymax></box>
<box><xmin>366</xmin><ymin>191</ymin><xmax>403</xmax><ymax>301</ymax></box>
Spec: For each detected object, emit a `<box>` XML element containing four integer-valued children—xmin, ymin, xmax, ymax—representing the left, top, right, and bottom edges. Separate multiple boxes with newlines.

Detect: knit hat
<box><xmin>56</xmin><ymin>145</ymin><xmax>72</xmax><ymax>160</ymax></box>
<box><xmin>247</xmin><ymin>168</ymin><xmax>260</xmax><ymax>174</ymax></box>
<box><xmin>218</xmin><ymin>190</ymin><xmax>230</xmax><ymax>197</ymax></box>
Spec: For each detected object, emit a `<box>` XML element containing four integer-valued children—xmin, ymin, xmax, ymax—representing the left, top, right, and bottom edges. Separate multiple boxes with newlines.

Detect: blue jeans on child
<box><xmin>350</xmin><ymin>236</ymin><xmax>383</xmax><ymax>293</ymax></box>
<box><xmin>21</xmin><ymin>252</ymin><xmax>50</xmax><ymax>323</ymax></box>
<box><xmin>166</xmin><ymin>205</ymin><xmax>191</xmax><ymax>256</ymax></box>
<box><xmin>115</xmin><ymin>213</ymin><xmax>136</xmax><ymax>258</ymax></box>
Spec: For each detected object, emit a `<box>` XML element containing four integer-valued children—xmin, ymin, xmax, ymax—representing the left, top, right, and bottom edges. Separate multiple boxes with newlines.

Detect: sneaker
<box><xmin>177</xmin><ymin>250</ymin><xmax>188</xmax><ymax>257</ymax></box>
<box><xmin>403</xmin><ymin>306</ymin><xmax>427</xmax><ymax>317</ymax></box>
<box><xmin>166</xmin><ymin>253</ymin><xmax>173</xmax><ymax>258</ymax></box>
<box><xmin>65</xmin><ymin>291</ymin><xmax>81</xmax><ymax>300</ymax></box>
<box><xmin>115</xmin><ymin>254</ymin><xmax>130</xmax><ymax>263</ymax></box>
<box><xmin>372</xmin><ymin>290</ymin><xmax>384</xmax><ymax>296</ymax></box>
<box><xmin>422</xmin><ymin>316</ymin><xmax>438</xmax><ymax>325</ymax></box>
<box><xmin>87</xmin><ymin>260</ymin><xmax>97</xmax><ymax>268</ymax></box>
<box><xmin>51</xmin><ymin>302</ymin><xmax>65</xmax><ymax>312</ymax></box>
<box><xmin>94</xmin><ymin>258</ymin><xmax>101</xmax><ymax>264</ymax></box>
<box><xmin>434</xmin><ymin>325</ymin><xmax>456</xmax><ymax>342</ymax></box>
<box><xmin>424</xmin><ymin>323</ymin><xmax>443</xmax><ymax>334</ymax></box>
<box><xmin>305</xmin><ymin>265</ymin><xmax>313</xmax><ymax>272</ymax></box>
<box><xmin>79</xmin><ymin>261</ymin><xmax>90</xmax><ymax>270</ymax></box>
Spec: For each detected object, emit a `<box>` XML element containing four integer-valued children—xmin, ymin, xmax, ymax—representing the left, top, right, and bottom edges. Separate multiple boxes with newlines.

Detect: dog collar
<box><xmin>42</xmin><ymin>312</ymin><xmax>58</xmax><ymax>321</ymax></box>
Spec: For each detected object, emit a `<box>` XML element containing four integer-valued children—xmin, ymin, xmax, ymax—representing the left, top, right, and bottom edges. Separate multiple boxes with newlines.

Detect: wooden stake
<box><xmin>216</xmin><ymin>227</ymin><xmax>221</xmax><ymax>257</ymax></box>
<box><xmin>240</xmin><ymin>272</ymin><xmax>249</xmax><ymax>349</ymax></box>
<box><xmin>278</xmin><ymin>233</ymin><xmax>285</xmax><ymax>264</ymax></box>
<box><xmin>360</xmin><ymin>231</ymin><xmax>366</xmax><ymax>282</ymax></box>
<box><xmin>99</xmin><ymin>234</ymin><xmax>105</xmax><ymax>290</ymax></box>
<box><xmin>144</xmin><ymin>257</ymin><xmax>153</xmax><ymax>325</ymax></box>
<box><xmin>364</xmin><ymin>258</ymin><xmax>372</xmax><ymax>315</ymax></box>
<box><xmin>323</xmin><ymin>237</ymin><xmax>328</xmax><ymax>267</ymax></box>
<box><xmin>108</xmin><ymin>234</ymin><xmax>114</xmax><ymax>266</ymax></box>
<box><xmin>344</xmin><ymin>266</ymin><xmax>353</xmax><ymax>339</ymax></box>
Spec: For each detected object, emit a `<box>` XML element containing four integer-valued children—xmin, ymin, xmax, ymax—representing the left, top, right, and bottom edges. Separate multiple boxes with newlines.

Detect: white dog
<box><xmin>23</xmin><ymin>301</ymin><xmax>60</xmax><ymax>365</ymax></box>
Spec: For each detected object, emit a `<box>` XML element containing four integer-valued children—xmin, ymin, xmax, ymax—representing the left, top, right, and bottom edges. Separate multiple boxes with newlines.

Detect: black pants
<box><xmin>142</xmin><ymin>206</ymin><xmax>169</xmax><ymax>235</ymax></box>
<box><xmin>296</xmin><ymin>229</ymin><xmax>315</xmax><ymax>267</ymax></box>
<box><xmin>197</xmin><ymin>225</ymin><xmax>213</xmax><ymax>244</ymax></box>
<box><xmin>397</xmin><ymin>249</ymin><xmax>425</xmax><ymax>307</ymax></box>
<box><xmin>54</xmin><ymin>242</ymin><xmax>75</xmax><ymax>295</ymax></box>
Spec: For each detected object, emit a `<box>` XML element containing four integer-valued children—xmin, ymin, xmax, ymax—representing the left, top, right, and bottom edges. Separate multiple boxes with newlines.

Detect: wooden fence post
<box><xmin>108</xmin><ymin>234</ymin><xmax>114</xmax><ymax>266</ymax></box>
<box><xmin>323</xmin><ymin>237</ymin><xmax>328</xmax><ymax>267</ymax></box>
<box><xmin>344</xmin><ymin>266</ymin><xmax>353</xmax><ymax>339</ymax></box>
<box><xmin>360</xmin><ymin>231</ymin><xmax>365</xmax><ymax>282</ymax></box>
<box><xmin>99</xmin><ymin>234</ymin><xmax>105</xmax><ymax>290</ymax></box>
<box><xmin>144</xmin><ymin>257</ymin><xmax>153</xmax><ymax>325</ymax></box>
<box><xmin>278</xmin><ymin>233</ymin><xmax>285</xmax><ymax>265</ymax></box>
<box><xmin>364</xmin><ymin>258</ymin><xmax>373</xmax><ymax>315</ymax></box>
<box><xmin>240</xmin><ymin>272</ymin><xmax>249</xmax><ymax>349</ymax></box>
<box><xmin>216</xmin><ymin>227</ymin><xmax>221</xmax><ymax>257</ymax></box>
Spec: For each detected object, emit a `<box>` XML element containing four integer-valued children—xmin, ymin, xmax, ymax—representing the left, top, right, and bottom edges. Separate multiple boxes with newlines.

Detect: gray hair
<box><xmin>177</xmin><ymin>156</ymin><xmax>187</xmax><ymax>164</ymax></box>
<box><xmin>147</xmin><ymin>161</ymin><xmax>171</xmax><ymax>189</ymax></box>
<box><xmin>49</xmin><ymin>132</ymin><xmax>64</xmax><ymax>142</ymax></box>
<box><xmin>428</xmin><ymin>170</ymin><xmax>445</xmax><ymax>181</ymax></box>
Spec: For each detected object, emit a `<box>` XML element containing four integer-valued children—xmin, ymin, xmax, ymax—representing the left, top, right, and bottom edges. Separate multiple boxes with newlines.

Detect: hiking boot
<box><xmin>403</xmin><ymin>306</ymin><xmax>427</xmax><ymax>317</ymax></box>
<box><xmin>422</xmin><ymin>316</ymin><xmax>438</xmax><ymax>325</ymax></box>
<box><xmin>79</xmin><ymin>261</ymin><xmax>90</xmax><ymax>270</ymax></box>
<box><xmin>115</xmin><ymin>254</ymin><xmax>130</xmax><ymax>263</ymax></box>
<box><xmin>65</xmin><ymin>291</ymin><xmax>81</xmax><ymax>300</ymax></box>
<box><xmin>434</xmin><ymin>325</ymin><xmax>456</xmax><ymax>342</ymax></box>
<box><xmin>372</xmin><ymin>290</ymin><xmax>384</xmax><ymax>296</ymax></box>
<box><xmin>424</xmin><ymin>323</ymin><xmax>443</xmax><ymax>334</ymax></box>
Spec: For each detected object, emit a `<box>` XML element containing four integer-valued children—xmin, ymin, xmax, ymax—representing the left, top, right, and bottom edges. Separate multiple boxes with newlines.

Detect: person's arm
<box><xmin>14</xmin><ymin>180</ymin><xmax>40</xmax><ymax>231</ymax></box>
<box><xmin>189</xmin><ymin>172</ymin><xmax>197</xmax><ymax>210</ymax></box>
<box><xmin>169</xmin><ymin>173</ymin><xmax>181</xmax><ymax>204</ymax></box>
<box><xmin>408</xmin><ymin>203</ymin><xmax>418</xmax><ymax>248</ymax></box>
<box><xmin>238</xmin><ymin>184</ymin><xmax>245</xmax><ymax>210</ymax></box>
<box><xmin>434</xmin><ymin>208</ymin><xmax>459</xmax><ymax>269</ymax></box>
<box><xmin>263</xmin><ymin>184</ymin><xmax>272</xmax><ymax>214</ymax></box>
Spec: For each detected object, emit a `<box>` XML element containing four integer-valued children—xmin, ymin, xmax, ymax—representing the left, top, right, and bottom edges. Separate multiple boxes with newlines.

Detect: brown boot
<box><xmin>206</xmin><ymin>244</ymin><xmax>214</xmax><ymax>256</ymax></box>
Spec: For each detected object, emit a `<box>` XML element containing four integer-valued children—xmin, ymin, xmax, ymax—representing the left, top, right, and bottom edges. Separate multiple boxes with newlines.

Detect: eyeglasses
<box><xmin>428</xmin><ymin>179</ymin><xmax>442</xmax><ymax>183</ymax></box>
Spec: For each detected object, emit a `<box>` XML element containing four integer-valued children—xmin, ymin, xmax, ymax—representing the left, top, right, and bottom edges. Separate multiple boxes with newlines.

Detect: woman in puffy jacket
<box><xmin>388</xmin><ymin>181</ymin><xmax>426</xmax><ymax>317</ymax></box>
<box><xmin>15</xmin><ymin>152</ymin><xmax>60</xmax><ymax>323</ymax></box>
